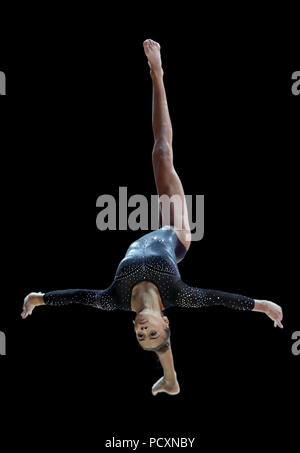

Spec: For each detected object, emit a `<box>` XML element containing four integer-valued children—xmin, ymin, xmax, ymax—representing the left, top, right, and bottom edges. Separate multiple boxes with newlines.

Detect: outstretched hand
<box><xmin>263</xmin><ymin>300</ymin><xmax>283</xmax><ymax>328</ymax></box>
<box><xmin>152</xmin><ymin>375</ymin><xmax>180</xmax><ymax>396</ymax></box>
<box><xmin>21</xmin><ymin>292</ymin><xmax>44</xmax><ymax>319</ymax></box>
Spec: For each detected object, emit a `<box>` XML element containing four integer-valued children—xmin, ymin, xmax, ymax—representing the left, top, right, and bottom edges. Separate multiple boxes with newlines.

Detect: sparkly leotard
<box><xmin>44</xmin><ymin>227</ymin><xmax>254</xmax><ymax>312</ymax></box>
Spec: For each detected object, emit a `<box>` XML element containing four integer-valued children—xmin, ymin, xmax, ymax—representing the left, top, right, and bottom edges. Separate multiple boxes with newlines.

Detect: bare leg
<box><xmin>152</xmin><ymin>345</ymin><xmax>180</xmax><ymax>396</ymax></box>
<box><xmin>143</xmin><ymin>39</ymin><xmax>191</xmax><ymax>250</ymax></box>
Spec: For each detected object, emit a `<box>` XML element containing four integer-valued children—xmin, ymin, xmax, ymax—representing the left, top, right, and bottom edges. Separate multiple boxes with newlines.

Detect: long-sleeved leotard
<box><xmin>43</xmin><ymin>227</ymin><xmax>255</xmax><ymax>312</ymax></box>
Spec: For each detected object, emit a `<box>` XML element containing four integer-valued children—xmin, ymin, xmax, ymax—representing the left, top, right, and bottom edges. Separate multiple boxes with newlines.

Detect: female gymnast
<box><xmin>21</xmin><ymin>39</ymin><xmax>283</xmax><ymax>396</ymax></box>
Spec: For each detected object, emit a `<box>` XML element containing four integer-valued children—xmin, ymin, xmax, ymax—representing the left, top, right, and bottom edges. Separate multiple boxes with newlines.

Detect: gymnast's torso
<box><xmin>110</xmin><ymin>226</ymin><xmax>187</xmax><ymax>309</ymax></box>
<box><xmin>43</xmin><ymin>226</ymin><xmax>255</xmax><ymax>312</ymax></box>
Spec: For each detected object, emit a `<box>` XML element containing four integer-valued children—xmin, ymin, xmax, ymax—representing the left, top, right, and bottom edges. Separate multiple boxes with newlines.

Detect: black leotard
<box><xmin>44</xmin><ymin>226</ymin><xmax>255</xmax><ymax>312</ymax></box>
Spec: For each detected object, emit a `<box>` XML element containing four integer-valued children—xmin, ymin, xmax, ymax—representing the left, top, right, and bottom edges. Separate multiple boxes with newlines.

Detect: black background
<box><xmin>1</xmin><ymin>8</ymin><xmax>299</xmax><ymax>451</ymax></box>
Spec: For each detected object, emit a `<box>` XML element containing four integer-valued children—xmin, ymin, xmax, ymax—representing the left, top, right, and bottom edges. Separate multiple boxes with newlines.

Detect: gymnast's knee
<box><xmin>152</xmin><ymin>141</ymin><xmax>173</xmax><ymax>168</ymax></box>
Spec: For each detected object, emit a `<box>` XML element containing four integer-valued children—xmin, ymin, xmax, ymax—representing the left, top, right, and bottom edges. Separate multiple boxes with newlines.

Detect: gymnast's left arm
<box><xmin>174</xmin><ymin>282</ymin><xmax>283</xmax><ymax>328</ymax></box>
<box><xmin>21</xmin><ymin>288</ymin><xmax>116</xmax><ymax>319</ymax></box>
<box><xmin>252</xmin><ymin>299</ymin><xmax>283</xmax><ymax>328</ymax></box>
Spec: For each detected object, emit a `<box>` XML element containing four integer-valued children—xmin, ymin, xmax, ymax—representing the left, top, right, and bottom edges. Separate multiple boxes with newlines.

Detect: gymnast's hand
<box><xmin>152</xmin><ymin>374</ymin><xmax>180</xmax><ymax>396</ymax></box>
<box><xmin>254</xmin><ymin>299</ymin><xmax>283</xmax><ymax>328</ymax></box>
<box><xmin>264</xmin><ymin>300</ymin><xmax>283</xmax><ymax>328</ymax></box>
<box><xmin>21</xmin><ymin>292</ymin><xmax>45</xmax><ymax>319</ymax></box>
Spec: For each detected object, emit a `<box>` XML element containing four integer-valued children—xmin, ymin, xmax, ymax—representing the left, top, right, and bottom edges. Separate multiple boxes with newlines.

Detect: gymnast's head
<box><xmin>133</xmin><ymin>312</ymin><xmax>170</xmax><ymax>352</ymax></box>
<box><xmin>131</xmin><ymin>281</ymin><xmax>171</xmax><ymax>353</ymax></box>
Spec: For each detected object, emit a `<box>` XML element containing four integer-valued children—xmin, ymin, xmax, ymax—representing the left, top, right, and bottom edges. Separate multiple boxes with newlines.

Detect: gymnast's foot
<box><xmin>152</xmin><ymin>374</ymin><xmax>180</xmax><ymax>396</ymax></box>
<box><xmin>143</xmin><ymin>39</ymin><xmax>163</xmax><ymax>76</ymax></box>
<box><xmin>21</xmin><ymin>292</ymin><xmax>45</xmax><ymax>319</ymax></box>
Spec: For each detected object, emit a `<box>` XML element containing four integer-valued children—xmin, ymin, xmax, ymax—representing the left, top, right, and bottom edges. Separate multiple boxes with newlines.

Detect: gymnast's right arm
<box><xmin>174</xmin><ymin>281</ymin><xmax>283</xmax><ymax>328</ymax></box>
<box><xmin>21</xmin><ymin>288</ymin><xmax>116</xmax><ymax>319</ymax></box>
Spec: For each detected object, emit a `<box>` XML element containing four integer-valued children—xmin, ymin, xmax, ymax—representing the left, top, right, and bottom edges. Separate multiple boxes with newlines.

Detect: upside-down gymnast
<box><xmin>22</xmin><ymin>39</ymin><xmax>283</xmax><ymax>396</ymax></box>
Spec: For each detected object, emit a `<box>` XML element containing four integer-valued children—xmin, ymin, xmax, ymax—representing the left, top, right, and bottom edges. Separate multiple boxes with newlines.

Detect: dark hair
<box><xmin>139</xmin><ymin>326</ymin><xmax>171</xmax><ymax>353</ymax></box>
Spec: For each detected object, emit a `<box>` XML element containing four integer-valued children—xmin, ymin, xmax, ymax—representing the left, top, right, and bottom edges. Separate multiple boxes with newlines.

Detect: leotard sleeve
<box><xmin>43</xmin><ymin>286</ymin><xmax>118</xmax><ymax>311</ymax></box>
<box><xmin>173</xmin><ymin>281</ymin><xmax>255</xmax><ymax>311</ymax></box>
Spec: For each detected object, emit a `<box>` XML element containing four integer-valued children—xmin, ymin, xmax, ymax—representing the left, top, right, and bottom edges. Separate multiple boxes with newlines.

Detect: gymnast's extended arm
<box><xmin>21</xmin><ymin>287</ymin><xmax>117</xmax><ymax>319</ymax></box>
<box><xmin>174</xmin><ymin>282</ymin><xmax>283</xmax><ymax>328</ymax></box>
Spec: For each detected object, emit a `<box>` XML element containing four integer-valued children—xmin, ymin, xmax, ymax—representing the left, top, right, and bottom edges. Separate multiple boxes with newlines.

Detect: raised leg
<box><xmin>143</xmin><ymin>39</ymin><xmax>191</xmax><ymax>250</ymax></box>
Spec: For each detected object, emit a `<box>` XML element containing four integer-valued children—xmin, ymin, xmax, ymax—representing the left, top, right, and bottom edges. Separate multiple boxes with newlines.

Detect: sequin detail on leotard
<box><xmin>43</xmin><ymin>227</ymin><xmax>255</xmax><ymax>312</ymax></box>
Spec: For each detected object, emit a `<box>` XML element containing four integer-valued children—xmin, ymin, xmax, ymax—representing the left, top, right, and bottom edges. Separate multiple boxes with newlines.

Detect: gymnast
<box><xmin>21</xmin><ymin>39</ymin><xmax>283</xmax><ymax>396</ymax></box>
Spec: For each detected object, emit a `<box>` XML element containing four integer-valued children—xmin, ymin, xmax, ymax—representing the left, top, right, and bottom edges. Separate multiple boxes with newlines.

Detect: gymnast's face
<box><xmin>133</xmin><ymin>312</ymin><xmax>169</xmax><ymax>349</ymax></box>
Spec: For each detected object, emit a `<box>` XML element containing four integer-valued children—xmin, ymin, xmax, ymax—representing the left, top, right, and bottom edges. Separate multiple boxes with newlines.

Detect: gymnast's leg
<box><xmin>143</xmin><ymin>39</ymin><xmax>191</xmax><ymax>251</ymax></box>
